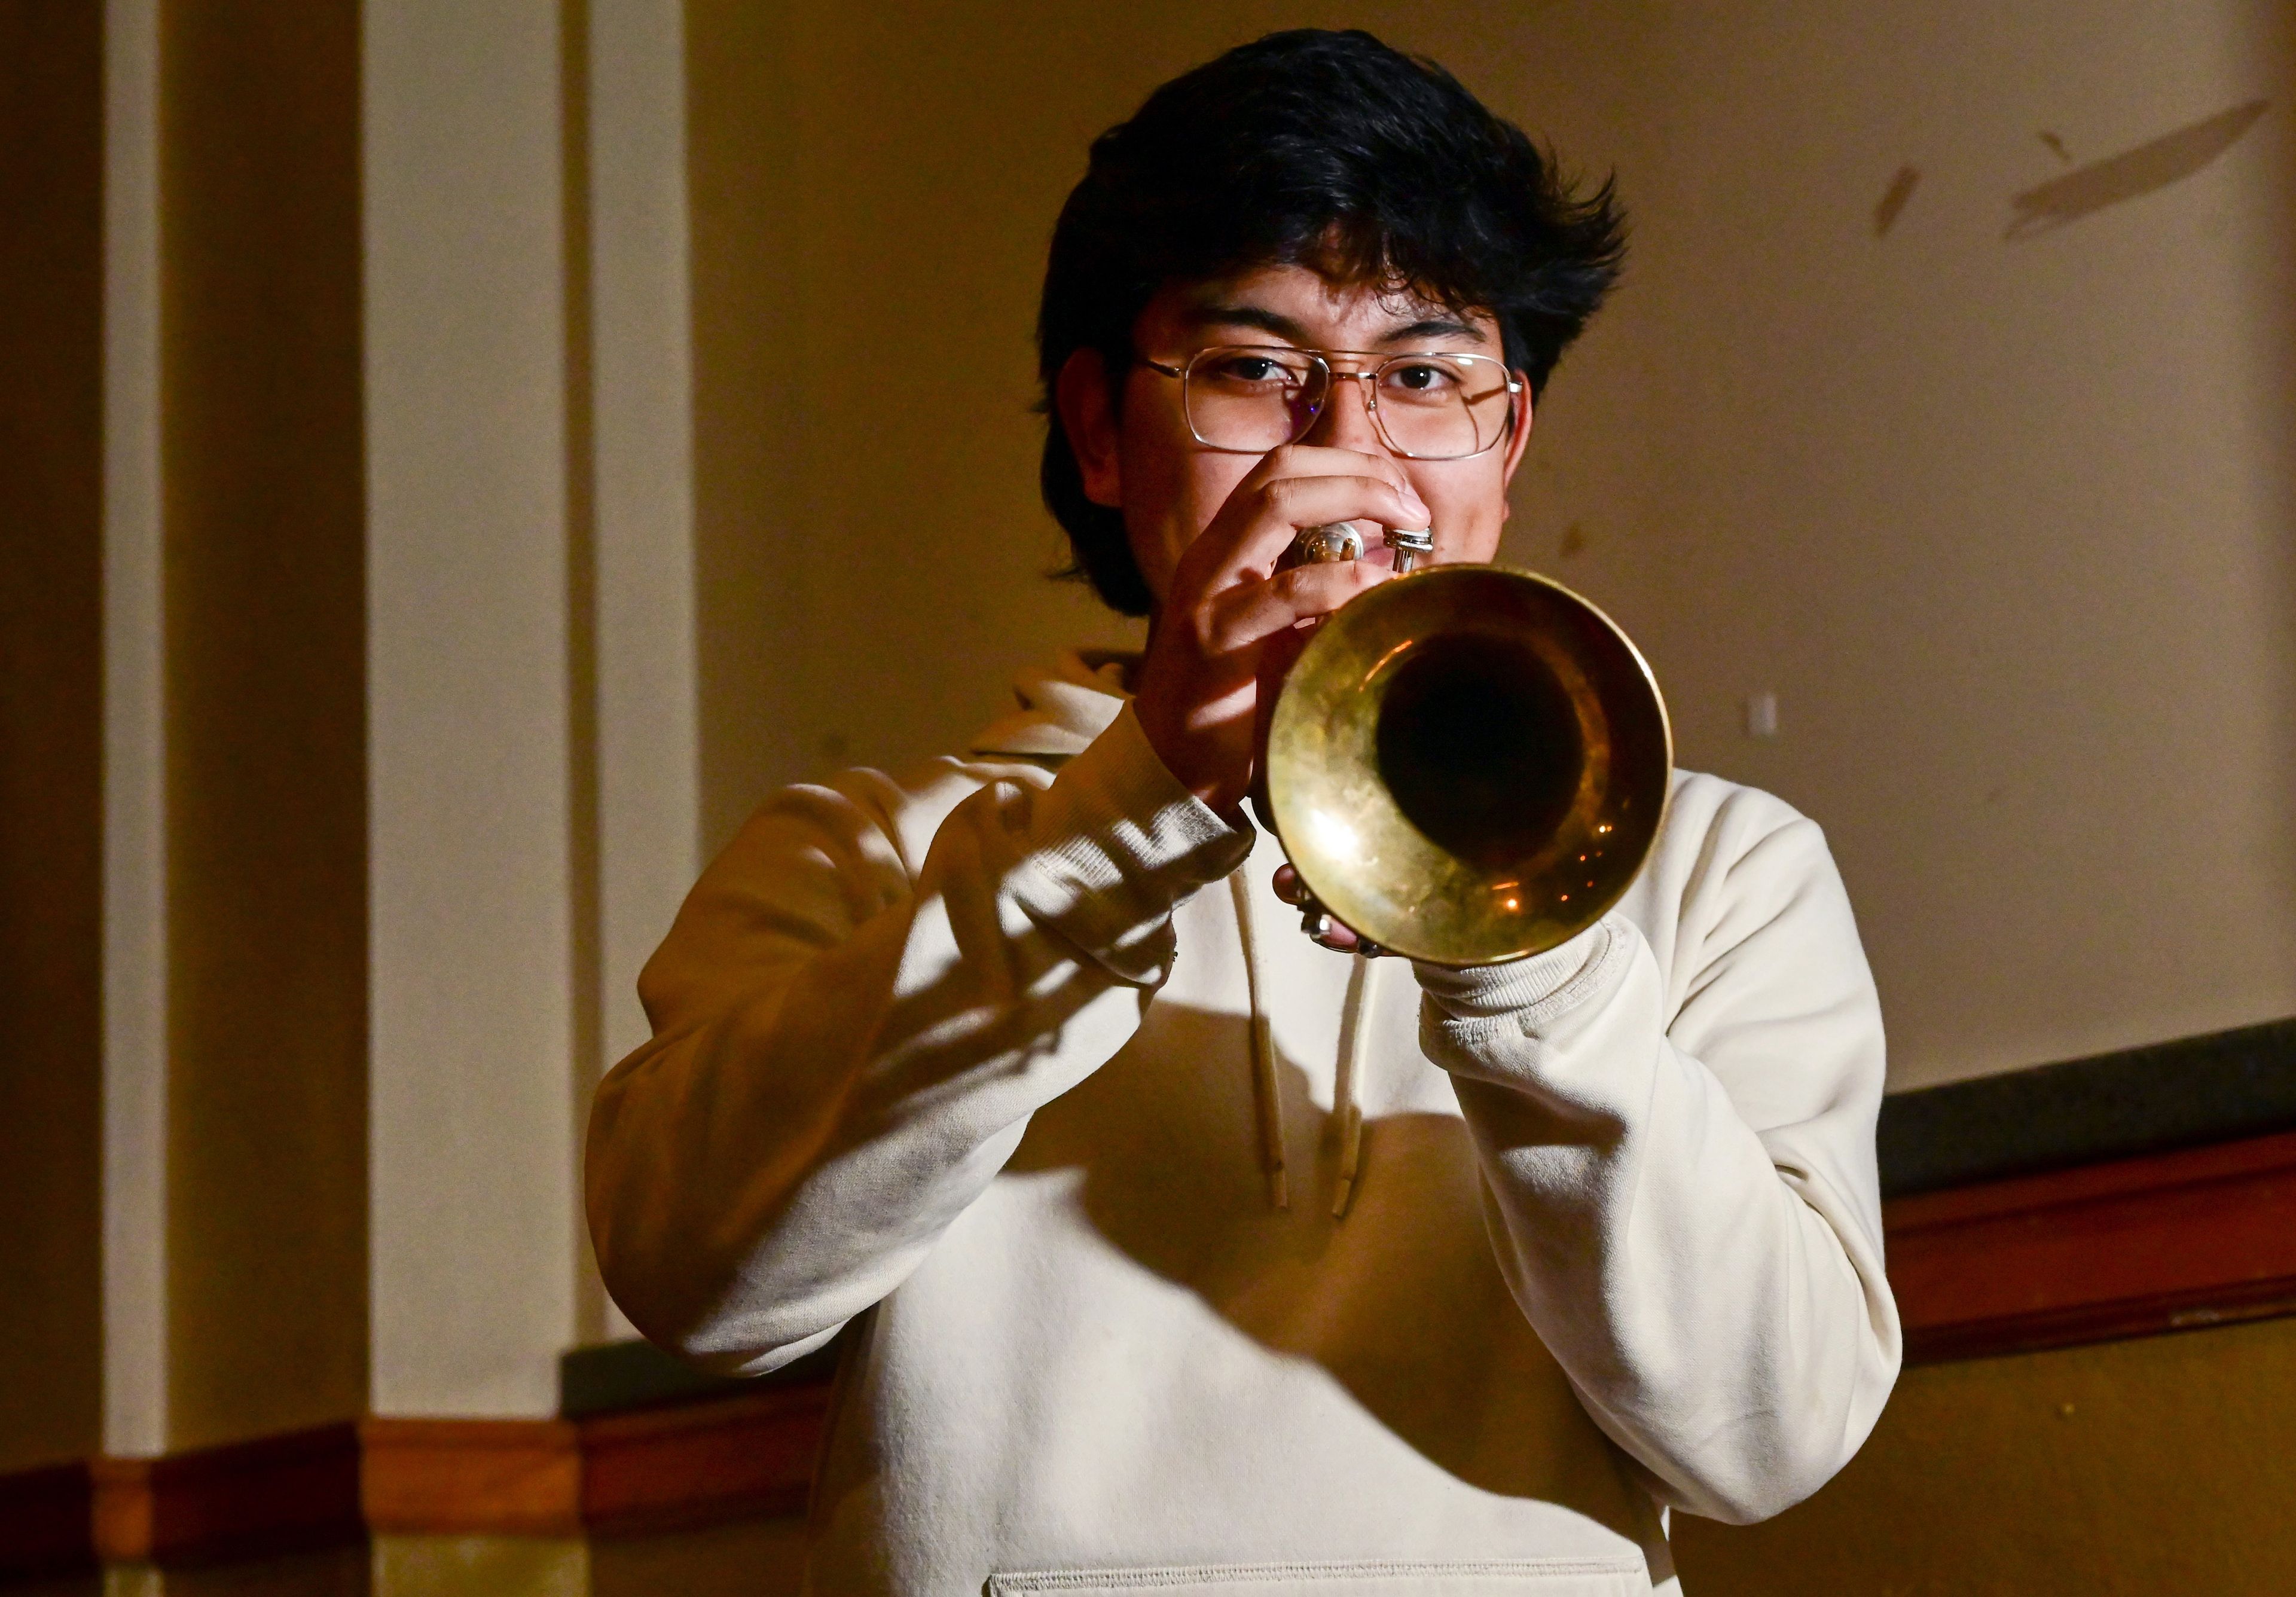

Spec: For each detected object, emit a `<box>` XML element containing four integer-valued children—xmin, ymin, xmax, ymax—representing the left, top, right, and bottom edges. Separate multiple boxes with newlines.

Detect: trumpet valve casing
<box><xmin>1290</xmin><ymin>522</ymin><xmax>1367</xmax><ymax>564</ymax></box>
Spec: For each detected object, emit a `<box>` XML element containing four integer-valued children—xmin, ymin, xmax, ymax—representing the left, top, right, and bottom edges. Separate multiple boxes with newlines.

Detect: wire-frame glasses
<box><xmin>1141</xmin><ymin>344</ymin><xmax>1521</xmax><ymax>460</ymax></box>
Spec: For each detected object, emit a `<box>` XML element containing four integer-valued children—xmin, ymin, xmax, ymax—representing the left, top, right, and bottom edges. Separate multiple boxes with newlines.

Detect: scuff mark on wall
<box><xmin>2037</xmin><ymin>130</ymin><xmax>2074</xmax><ymax>164</ymax></box>
<box><xmin>2007</xmin><ymin>99</ymin><xmax>2269</xmax><ymax>241</ymax></box>
<box><xmin>1874</xmin><ymin>164</ymin><xmax>1921</xmax><ymax>236</ymax></box>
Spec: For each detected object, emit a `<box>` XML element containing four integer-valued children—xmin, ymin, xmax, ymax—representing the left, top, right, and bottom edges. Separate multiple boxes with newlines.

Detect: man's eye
<box><xmin>1208</xmin><ymin>356</ymin><xmax>1290</xmax><ymax>384</ymax></box>
<box><xmin>1385</xmin><ymin>362</ymin><xmax>1461</xmax><ymax>394</ymax></box>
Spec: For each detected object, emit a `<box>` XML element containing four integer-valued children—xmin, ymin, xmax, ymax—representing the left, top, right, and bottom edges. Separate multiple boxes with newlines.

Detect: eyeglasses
<box><xmin>1141</xmin><ymin>344</ymin><xmax>1521</xmax><ymax>461</ymax></box>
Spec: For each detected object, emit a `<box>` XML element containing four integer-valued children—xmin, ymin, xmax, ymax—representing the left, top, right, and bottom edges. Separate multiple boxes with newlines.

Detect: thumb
<box><xmin>1246</xmin><ymin>619</ymin><xmax>1313</xmax><ymax>831</ymax></box>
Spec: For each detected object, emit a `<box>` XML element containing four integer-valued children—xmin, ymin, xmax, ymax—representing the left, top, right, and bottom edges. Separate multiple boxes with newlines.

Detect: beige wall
<box><xmin>368</xmin><ymin>1537</ymin><xmax>584</xmax><ymax>1597</ymax></box>
<box><xmin>686</xmin><ymin>0</ymin><xmax>2295</xmax><ymax>1088</ymax></box>
<box><xmin>141</xmin><ymin>1547</ymin><xmax>369</xmax><ymax>1597</ymax></box>
<box><xmin>685</xmin><ymin>0</ymin><xmax>1143</xmax><ymax>854</ymax></box>
<box><xmin>589</xmin><ymin>1518</ymin><xmax>805</xmax><ymax>1597</ymax></box>
<box><xmin>1675</xmin><ymin>1314</ymin><xmax>2296</xmax><ymax>1595</ymax></box>
<box><xmin>1511</xmin><ymin>1</ymin><xmax>2296</xmax><ymax>1088</ymax></box>
<box><xmin>90</xmin><ymin>1526</ymin><xmax>796</xmax><ymax>1597</ymax></box>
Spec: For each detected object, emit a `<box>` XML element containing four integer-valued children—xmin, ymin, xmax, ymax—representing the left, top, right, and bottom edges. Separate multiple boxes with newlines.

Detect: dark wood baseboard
<box><xmin>1886</xmin><ymin>1128</ymin><xmax>2296</xmax><ymax>1363</ymax></box>
<box><xmin>2</xmin><ymin>1396</ymin><xmax>823</xmax><ymax>1576</ymax></box>
<box><xmin>91</xmin><ymin>1423</ymin><xmax>363</xmax><ymax>1568</ymax></box>
<box><xmin>361</xmin><ymin>1417</ymin><xmax>581</xmax><ymax>1537</ymax></box>
<box><xmin>582</xmin><ymin>1382</ymin><xmax>832</xmax><ymax>1536</ymax></box>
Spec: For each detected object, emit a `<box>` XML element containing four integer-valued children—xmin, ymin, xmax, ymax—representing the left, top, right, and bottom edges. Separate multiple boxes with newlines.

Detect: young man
<box><xmin>588</xmin><ymin>29</ymin><xmax>1898</xmax><ymax>1596</ymax></box>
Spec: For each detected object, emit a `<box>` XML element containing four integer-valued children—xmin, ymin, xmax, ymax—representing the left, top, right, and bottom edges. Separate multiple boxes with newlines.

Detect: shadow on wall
<box><xmin>1672</xmin><ymin>1313</ymin><xmax>2296</xmax><ymax>1595</ymax></box>
<box><xmin>2005</xmin><ymin>98</ymin><xmax>2270</xmax><ymax>239</ymax></box>
<box><xmin>0</xmin><ymin>0</ymin><xmax>104</xmax><ymax>1480</ymax></box>
<box><xmin>1874</xmin><ymin>99</ymin><xmax>2276</xmax><ymax>239</ymax></box>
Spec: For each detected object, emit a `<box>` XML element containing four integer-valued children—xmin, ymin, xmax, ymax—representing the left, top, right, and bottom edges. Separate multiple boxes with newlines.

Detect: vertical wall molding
<box><xmin>363</xmin><ymin>0</ymin><xmax>579</xmax><ymax>1416</ymax></box>
<box><xmin>561</xmin><ymin>0</ymin><xmax>609</xmax><ymax>1351</ymax></box>
<box><xmin>580</xmin><ymin>0</ymin><xmax>700</xmax><ymax>1345</ymax></box>
<box><xmin>587</xmin><ymin>0</ymin><xmax>700</xmax><ymax>1075</ymax></box>
<box><xmin>100</xmin><ymin>0</ymin><xmax>169</xmax><ymax>1462</ymax></box>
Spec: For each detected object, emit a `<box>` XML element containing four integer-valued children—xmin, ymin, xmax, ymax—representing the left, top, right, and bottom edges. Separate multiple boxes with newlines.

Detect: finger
<box><xmin>1247</xmin><ymin>445</ymin><xmax>1430</xmax><ymax>530</ymax></box>
<box><xmin>1254</xmin><ymin>610</ymin><xmax>1308</xmax><ymax>697</ymax></box>
<box><xmin>1185</xmin><ymin>462</ymin><xmax>1432</xmax><ymax>592</ymax></box>
<box><xmin>1186</xmin><ymin>480</ymin><xmax>1428</xmax><ymax>601</ymax></box>
<box><xmin>1204</xmin><ymin>558</ymin><xmax>1389</xmax><ymax>654</ymax></box>
<box><xmin>1212</xmin><ymin>470</ymin><xmax>1423</xmax><ymax>576</ymax></box>
<box><xmin>1176</xmin><ymin>466</ymin><xmax>1405</xmax><ymax>576</ymax></box>
<box><xmin>1300</xmin><ymin>906</ymin><xmax>1363</xmax><ymax>954</ymax></box>
<box><xmin>1244</xmin><ymin>442</ymin><xmax>1421</xmax><ymax>498</ymax></box>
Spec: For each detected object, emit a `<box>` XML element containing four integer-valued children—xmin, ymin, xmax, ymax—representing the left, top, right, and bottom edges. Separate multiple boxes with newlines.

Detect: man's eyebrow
<box><xmin>1184</xmin><ymin>303</ymin><xmax>1314</xmax><ymax>342</ymax></box>
<box><xmin>1182</xmin><ymin>301</ymin><xmax>1491</xmax><ymax>346</ymax></box>
<box><xmin>1380</xmin><ymin>316</ymin><xmax>1486</xmax><ymax>345</ymax></box>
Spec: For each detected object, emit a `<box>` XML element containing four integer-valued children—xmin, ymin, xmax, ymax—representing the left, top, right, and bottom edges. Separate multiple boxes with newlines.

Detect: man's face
<box><xmin>1070</xmin><ymin>262</ymin><xmax>1533</xmax><ymax>610</ymax></box>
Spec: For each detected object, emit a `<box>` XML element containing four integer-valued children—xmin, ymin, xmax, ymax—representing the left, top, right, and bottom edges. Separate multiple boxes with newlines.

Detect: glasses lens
<box><xmin>1374</xmin><ymin>355</ymin><xmax>1512</xmax><ymax>459</ymax></box>
<box><xmin>1184</xmin><ymin>347</ymin><xmax>1324</xmax><ymax>451</ymax></box>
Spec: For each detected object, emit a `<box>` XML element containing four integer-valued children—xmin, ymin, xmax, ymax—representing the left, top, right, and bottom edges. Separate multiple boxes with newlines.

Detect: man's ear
<box><xmin>1498</xmin><ymin>371</ymin><xmax>1536</xmax><ymax>487</ymax></box>
<box><xmin>1055</xmin><ymin>349</ymin><xmax>1124</xmax><ymax>508</ymax></box>
<box><xmin>1492</xmin><ymin>372</ymin><xmax>1535</xmax><ymax>526</ymax></box>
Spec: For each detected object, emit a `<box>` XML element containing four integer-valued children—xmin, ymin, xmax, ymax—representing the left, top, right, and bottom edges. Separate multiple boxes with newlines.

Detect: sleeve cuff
<box><xmin>1005</xmin><ymin>703</ymin><xmax>1254</xmax><ymax>980</ymax></box>
<box><xmin>1414</xmin><ymin>917</ymin><xmax>1629</xmax><ymax>1034</ymax></box>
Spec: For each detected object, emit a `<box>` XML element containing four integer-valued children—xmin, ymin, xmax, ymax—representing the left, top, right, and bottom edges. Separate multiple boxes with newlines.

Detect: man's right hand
<box><xmin>1130</xmin><ymin>444</ymin><xmax>1429</xmax><ymax>822</ymax></box>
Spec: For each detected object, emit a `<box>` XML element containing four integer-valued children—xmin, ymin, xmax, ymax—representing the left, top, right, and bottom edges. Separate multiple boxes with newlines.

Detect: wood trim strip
<box><xmin>1885</xmin><ymin>1129</ymin><xmax>2296</xmax><ymax>1363</ymax></box>
<box><xmin>581</xmin><ymin>1382</ymin><xmax>831</xmax><ymax>1537</ymax></box>
<box><xmin>359</xmin><ymin>1416</ymin><xmax>579</xmax><ymax>1537</ymax></box>
<box><xmin>90</xmin><ymin>1422</ymin><xmax>362</xmax><ymax>1567</ymax></box>
<box><xmin>4</xmin><ymin>1393</ymin><xmax>825</xmax><ymax>1569</ymax></box>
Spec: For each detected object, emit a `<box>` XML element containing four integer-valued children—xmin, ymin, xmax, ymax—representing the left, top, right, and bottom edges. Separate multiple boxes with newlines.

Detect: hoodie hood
<box><xmin>967</xmin><ymin>649</ymin><xmax>1135</xmax><ymax>763</ymax></box>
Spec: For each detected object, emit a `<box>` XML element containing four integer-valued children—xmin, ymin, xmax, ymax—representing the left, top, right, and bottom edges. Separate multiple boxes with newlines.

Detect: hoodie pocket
<box><xmin>987</xmin><ymin>1558</ymin><xmax>1650</xmax><ymax>1596</ymax></box>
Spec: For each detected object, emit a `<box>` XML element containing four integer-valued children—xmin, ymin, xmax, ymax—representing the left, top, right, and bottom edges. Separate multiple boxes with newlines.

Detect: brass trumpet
<box><xmin>1255</xmin><ymin>528</ymin><xmax>1673</xmax><ymax>967</ymax></box>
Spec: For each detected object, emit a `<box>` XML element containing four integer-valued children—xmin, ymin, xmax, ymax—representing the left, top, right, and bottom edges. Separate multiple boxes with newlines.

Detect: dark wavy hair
<box><xmin>1036</xmin><ymin>28</ymin><xmax>1626</xmax><ymax>615</ymax></box>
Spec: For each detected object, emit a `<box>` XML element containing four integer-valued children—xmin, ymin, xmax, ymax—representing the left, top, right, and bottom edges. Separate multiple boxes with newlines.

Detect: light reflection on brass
<box><xmin>1261</xmin><ymin>565</ymin><xmax>1672</xmax><ymax>966</ymax></box>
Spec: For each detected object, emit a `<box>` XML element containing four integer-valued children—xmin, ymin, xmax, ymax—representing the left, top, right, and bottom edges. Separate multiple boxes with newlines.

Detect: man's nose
<box><xmin>1301</xmin><ymin>372</ymin><xmax>1385</xmax><ymax>453</ymax></box>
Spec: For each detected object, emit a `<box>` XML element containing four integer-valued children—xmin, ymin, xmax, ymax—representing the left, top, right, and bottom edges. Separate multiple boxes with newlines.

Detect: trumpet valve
<box><xmin>1384</xmin><ymin>527</ymin><xmax>1434</xmax><ymax>574</ymax></box>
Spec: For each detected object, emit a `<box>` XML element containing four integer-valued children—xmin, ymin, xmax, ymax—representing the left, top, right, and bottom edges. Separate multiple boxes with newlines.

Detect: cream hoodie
<box><xmin>587</xmin><ymin>650</ymin><xmax>1900</xmax><ymax>1597</ymax></box>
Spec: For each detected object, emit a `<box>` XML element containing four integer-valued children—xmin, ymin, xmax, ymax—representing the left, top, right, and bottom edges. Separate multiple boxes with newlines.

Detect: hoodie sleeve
<box><xmin>585</xmin><ymin>704</ymin><xmax>1251</xmax><ymax>1375</ymax></box>
<box><xmin>1412</xmin><ymin>780</ymin><xmax>1900</xmax><ymax>1525</ymax></box>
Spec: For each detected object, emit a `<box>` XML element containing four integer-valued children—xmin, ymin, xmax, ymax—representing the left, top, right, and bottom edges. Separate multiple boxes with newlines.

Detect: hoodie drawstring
<box><xmin>1231</xmin><ymin>868</ymin><xmax>1381</xmax><ymax>1217</ymax></box>
<box><xmin>1331</xmin><ymin>953</ymin><xmax>1377</xmax><ymax>1219</ymax></box>
<box><xmin>1229</xmin><ymin>871</ymin><xmax>1288</xmax><ymax>1209</ymax></box>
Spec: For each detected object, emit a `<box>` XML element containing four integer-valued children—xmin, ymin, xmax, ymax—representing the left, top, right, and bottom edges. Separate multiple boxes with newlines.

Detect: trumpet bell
<box><xmin>1263</xmin><ymin>564</ymin><xmax>1673</xmax><ymax>967</ymax></box>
